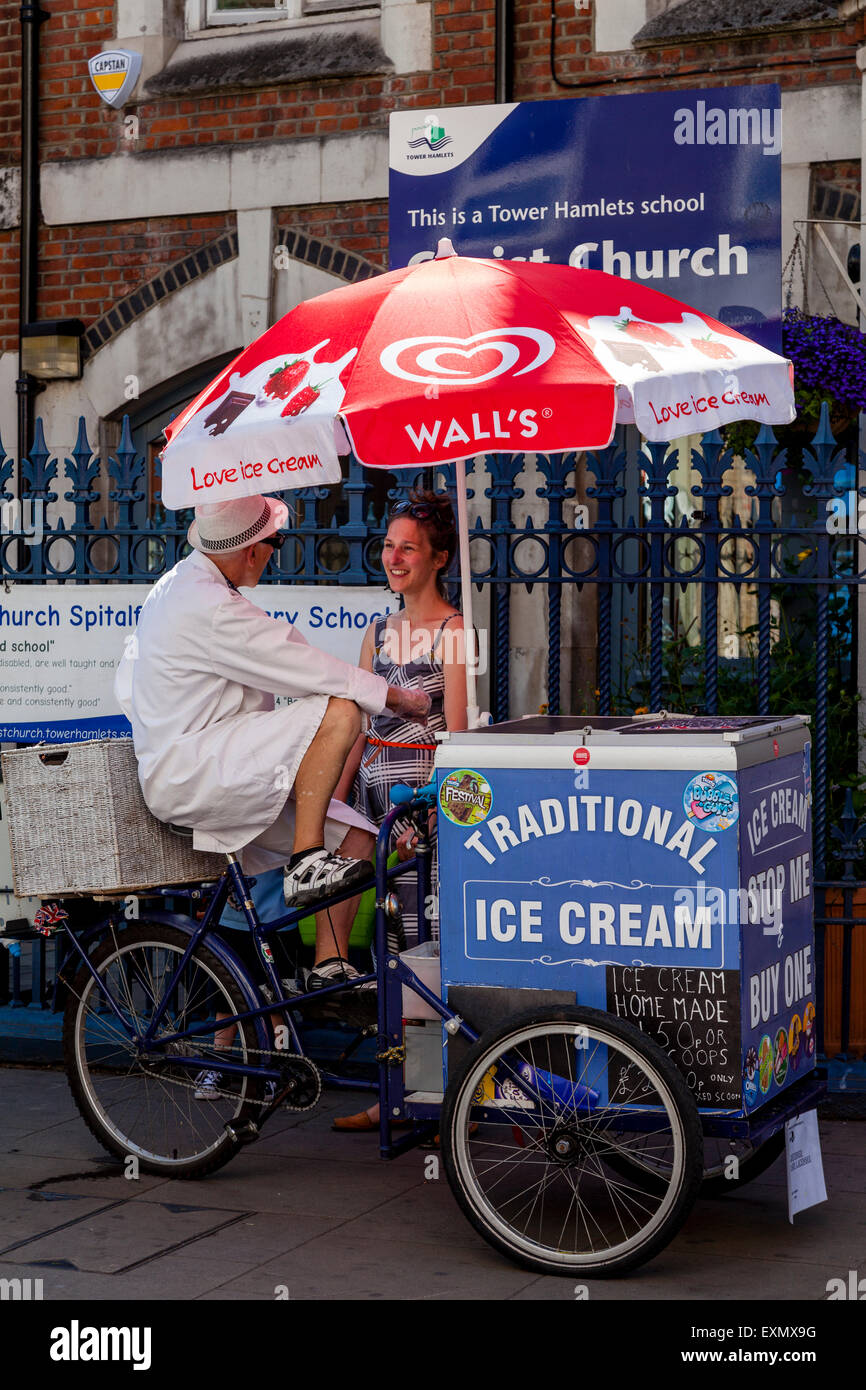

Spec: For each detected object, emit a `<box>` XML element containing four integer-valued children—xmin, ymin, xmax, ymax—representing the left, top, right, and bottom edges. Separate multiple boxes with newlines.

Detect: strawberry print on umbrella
<box><xmin>615</xmin><ymin>312</ymin><xmax>679</xmax><ymax>349</ymax></box>
<box><xmin>263</xmin><ymin>359</ymin><xmax>309</xmax><ymax>400</ymax></box>
<box><xmin>281</xmin><ymin>382</ymin><xmax>323</xmax><ymax>417</ymax></box>
<box><xmin>690</xmin><ymin>334</ymin><xmax>735</xmax><ymax>360</ymax></box>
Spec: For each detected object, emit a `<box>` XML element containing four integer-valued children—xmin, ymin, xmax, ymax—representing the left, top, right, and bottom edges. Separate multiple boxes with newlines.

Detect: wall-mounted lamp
<box><xmin>21</xmin><ymin>319</ymin><xmax>85</xmax><ymax>381</ymax></box>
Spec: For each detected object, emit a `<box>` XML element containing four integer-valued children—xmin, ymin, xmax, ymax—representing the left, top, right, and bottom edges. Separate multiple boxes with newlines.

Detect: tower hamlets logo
<box><xmin>407</xmin><ymin>114</ymin><xmax>453</xmax><ymax>153</ymax></box>
<box><xmin>380</xmin><ymin>328</ymin><xmax>556</xmax><ymax>387</ymax></box>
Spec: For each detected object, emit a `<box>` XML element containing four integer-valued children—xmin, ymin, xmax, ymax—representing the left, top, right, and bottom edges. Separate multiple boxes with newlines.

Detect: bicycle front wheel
<box><xmin>63</xmin><ymin>923</ymin><xmax>266</xmax><ymax>1178</ymax></box>
<box><xmin>440</xmin><ymin>1005</ymin><xmax>703</xmax><ymax>1277</ymax></box>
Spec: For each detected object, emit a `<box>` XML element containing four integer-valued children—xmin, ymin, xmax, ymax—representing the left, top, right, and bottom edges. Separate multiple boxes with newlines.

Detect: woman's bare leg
<box><xmin>313</xmin><ymin>824</ymin><xmax>375</xmax><ymax>965</ymax></box>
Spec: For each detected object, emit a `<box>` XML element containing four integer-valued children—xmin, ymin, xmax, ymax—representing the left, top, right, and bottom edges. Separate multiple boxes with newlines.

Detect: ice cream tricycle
<box><xmin>5</xmin><ymin>708</ymin><xmax>821</xmax><ymax>1278</ymax></box>
<box><xmin>10</xmin><ymin>250</ymin><xmax>820</xmax><ymax>1276</ymax></box>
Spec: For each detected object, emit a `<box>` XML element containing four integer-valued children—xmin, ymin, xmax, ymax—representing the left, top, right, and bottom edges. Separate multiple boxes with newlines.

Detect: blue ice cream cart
<box><xmin>396</xmin><ymin>712</ymin><xmax>823</xmax><ymax>1274</ymax></box>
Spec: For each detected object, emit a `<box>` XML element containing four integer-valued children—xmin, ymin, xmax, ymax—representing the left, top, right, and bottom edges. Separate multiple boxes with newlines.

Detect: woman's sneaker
<box><xmin>194</xmin><ymin>1069</ymin><xmax>276</xmax><ymax>1105</ymax></box>
<box><xmin>283</xmin><ymin>849</ymin><xmax>371</xmax><ymax>908</ymax></box>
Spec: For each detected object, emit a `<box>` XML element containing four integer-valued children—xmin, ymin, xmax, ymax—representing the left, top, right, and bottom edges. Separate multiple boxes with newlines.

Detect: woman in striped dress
<box><xmin>332</xmin><ymin>491</ymin><xmax>468</xmax><ymax>1131</ymax></box>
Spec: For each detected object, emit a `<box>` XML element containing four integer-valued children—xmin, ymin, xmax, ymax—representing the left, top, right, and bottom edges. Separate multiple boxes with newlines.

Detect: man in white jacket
<box><xmin>115</xmin><ymin>495</ymin><xmax>429</xmax><ymax>986</ymax></box>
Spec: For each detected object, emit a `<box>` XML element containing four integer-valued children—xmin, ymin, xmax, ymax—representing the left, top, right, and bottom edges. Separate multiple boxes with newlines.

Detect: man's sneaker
<box><xmin>307</xmin><ymin>957</ymin><xmax>376</xmax><ymax>993</ymax></box>
<box><xmin>283</xmin><ymin>849</ymin><xmax>372</xmax><ymax>908</ymax></box>
<box><xmin>193</xmin><ymin>1069</ymin><xmax>222</xmax><ymax>1100</ymax></box>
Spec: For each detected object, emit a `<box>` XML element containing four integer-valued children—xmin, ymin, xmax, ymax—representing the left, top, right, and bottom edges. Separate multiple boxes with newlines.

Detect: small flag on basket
<box><xmin>33</xmin><ymin>903</ymin><xmax>69</xmax><ymax>936</ymax></box>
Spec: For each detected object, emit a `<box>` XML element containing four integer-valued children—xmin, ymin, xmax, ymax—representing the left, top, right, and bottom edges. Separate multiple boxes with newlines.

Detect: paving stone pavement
<box><xmin>0</xmin><ymin>1063</ymin><xmax>863</xmax><ymax>1306</ymax></box>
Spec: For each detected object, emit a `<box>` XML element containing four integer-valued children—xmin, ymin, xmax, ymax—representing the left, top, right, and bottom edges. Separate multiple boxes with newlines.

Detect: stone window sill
<box><xmin>146</xmin><ymin>13</ymin><xmax>390</xmax><ymax>96</ymax></box>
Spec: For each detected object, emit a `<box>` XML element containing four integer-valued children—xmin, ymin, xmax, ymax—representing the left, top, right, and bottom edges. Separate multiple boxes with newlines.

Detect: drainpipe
<box><xmin>495</xmin><ymin>0</ymin><xmax>513</xmax><ymax>104</ymax></box>
<box><xmin>17</xmin><ymin>3</ymin><xmax>48</xmax><ymax>466</ymax></box>
<box><xmin>858</xmin><ymin>43</ymin><xmax>866</xmax><ymax>784</ymax></box>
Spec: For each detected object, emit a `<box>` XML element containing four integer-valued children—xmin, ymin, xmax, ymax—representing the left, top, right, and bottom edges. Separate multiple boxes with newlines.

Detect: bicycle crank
<box><xmin>273</xmin><ymin>1054</ymin><xmax>322</xmax><ymax>1112</ymax></box>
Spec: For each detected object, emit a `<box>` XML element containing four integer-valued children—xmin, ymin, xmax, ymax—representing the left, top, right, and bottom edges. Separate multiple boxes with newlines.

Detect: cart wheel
<box><xmin>440</xmin><ymin>1005</ymin><xmax>703</xmax><ymax>1278</ymax></box>
<box><xmin>63</xmin><ymin>923</ymin><xmax>268</xmax><ymax>1178</ymax></box>
<box><xmin>603</xmin><ymin>1129</ymin><xmax>786</xmax><ymax>1197</ymax></box>
<box><xmin>700</xmin><ymin>1133</ymin><xmax>786</xmax><ymax>1196</ymax></box>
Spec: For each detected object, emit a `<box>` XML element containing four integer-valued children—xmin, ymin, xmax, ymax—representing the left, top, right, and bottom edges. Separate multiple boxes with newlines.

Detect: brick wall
<box><xmin>41</xmin><ymin>212</ymin><xmax>237</xmax><ymax>321</ymax></box>
<box><xmin>0</xmin><ymin>11</ymin><xmax>22</xmax><ymax>163</ymax></box>
<box><xmin>276</xmin><ymin>202</ymin><xmax>389</xmax><ymax>270</ymax></box>
<box><xmin>518</xmin><ymin>1</ymin><xmax>864</xmax><ymax>98</ymax></box>
<box><xmin>0</xmin><ymin>229</ymin><xmax>16</xmax><ymax>353</ymax></box>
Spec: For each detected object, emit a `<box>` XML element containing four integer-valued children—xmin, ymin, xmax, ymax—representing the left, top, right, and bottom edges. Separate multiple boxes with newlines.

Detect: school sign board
<box><xmin>0</xmin><ymin>585</ymin><xmax>394</xmax><ymax>742</ymax></box>
<box><xmin>389</xmin><ymin>85</ymin><xmax>782</xmax><ymax>351</ymax></box>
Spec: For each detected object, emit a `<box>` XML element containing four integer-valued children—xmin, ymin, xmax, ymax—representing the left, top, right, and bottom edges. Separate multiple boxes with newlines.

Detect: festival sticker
<box><xmin>439</xmin><ymin>768</ymin><xmax>493</xmax><ymax>826</ymax></box>
<box><xmin>683</xmin><ymin>771</ymin><xmax>739</xmax><ymax>833</ymax></box>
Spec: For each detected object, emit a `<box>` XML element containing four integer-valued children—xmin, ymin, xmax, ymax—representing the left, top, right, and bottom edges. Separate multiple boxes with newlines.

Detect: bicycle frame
<box><xmin>56</xmin><ymin>792</ymin><xmax>480</xmax><ymax>1157</ymax></box>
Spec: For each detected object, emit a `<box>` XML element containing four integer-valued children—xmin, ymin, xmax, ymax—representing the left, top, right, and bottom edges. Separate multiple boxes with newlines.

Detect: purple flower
<box><xmin>782</xmin><ymin>309</ymin><xmax>866</xmax><ymax>413</ymax></box>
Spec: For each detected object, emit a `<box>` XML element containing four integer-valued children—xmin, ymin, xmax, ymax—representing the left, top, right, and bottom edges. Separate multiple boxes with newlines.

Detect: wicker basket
<box><xmin>1</xmin><ymin>739</ymin><xmax>226</xmax><ymax>897</ymax></box>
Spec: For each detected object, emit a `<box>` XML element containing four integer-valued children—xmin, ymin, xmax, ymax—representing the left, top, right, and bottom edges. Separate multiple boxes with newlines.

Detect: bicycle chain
<box><xmin>142</xmin><ymin>1045</ymin><xmax>321</xmax><ymax>1111</ymax></box>
<box><xmin>64</xmin><ymin>954</ymin><xmax>353</xmax><ymax>1113</ymax></box>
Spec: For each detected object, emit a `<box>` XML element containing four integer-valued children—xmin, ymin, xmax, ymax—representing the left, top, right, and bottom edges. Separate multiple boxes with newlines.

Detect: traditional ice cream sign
<box><xmin>88</xmin><ymin>50</ymin><xmax>142</xmax><ymax>109</ymax></box>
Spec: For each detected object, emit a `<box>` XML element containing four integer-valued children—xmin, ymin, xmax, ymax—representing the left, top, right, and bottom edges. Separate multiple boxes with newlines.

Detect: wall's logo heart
<box><xmin>380</xmin><ymin>328</ymin><xmax>556</xmax><ymax>386</ymax></box>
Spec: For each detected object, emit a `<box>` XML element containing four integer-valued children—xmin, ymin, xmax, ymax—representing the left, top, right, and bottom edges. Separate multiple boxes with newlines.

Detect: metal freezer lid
<box><xmin>435</xmin><ymin>713</ymin><xmax>810</xmax><ymax>771</ymax></box>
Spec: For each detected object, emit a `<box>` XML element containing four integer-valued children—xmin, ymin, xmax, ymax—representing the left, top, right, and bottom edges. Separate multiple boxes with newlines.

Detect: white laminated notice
<box><xmin>786</xmin><ymin>1109</ymin><xmax>827</xmax><ymax>1222</ymax></box>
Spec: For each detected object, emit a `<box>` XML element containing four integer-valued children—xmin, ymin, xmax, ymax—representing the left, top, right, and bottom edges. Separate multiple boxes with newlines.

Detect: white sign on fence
<box><xmin>0</xmin><ymin>584</ymin><xmax>395</xmax><ymax>742</ymax></box>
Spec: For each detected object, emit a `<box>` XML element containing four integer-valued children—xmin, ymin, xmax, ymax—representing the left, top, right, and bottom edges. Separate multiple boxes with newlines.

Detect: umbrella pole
<box><xmin>455</xmin><ymin>457</ymin><xmax>481</xmax><ymax>729</ymax></box>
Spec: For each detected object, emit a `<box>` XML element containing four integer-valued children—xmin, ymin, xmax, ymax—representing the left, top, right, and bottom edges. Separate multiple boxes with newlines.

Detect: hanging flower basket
<box><xmin>723</xmin><ymin>311</ymin><xmax>864</xmax><ymax>458</ymax></box>
<box><xmin>782</xmin><ymin>309</ymin><xmax>866</xmax><ymax>429</ymax></box>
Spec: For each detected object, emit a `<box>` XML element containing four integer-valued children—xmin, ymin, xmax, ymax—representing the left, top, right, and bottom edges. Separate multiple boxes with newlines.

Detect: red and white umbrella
<box><xmin>161</xmin><ymin>239</ymin><xmax>796</xmax><ymax>722</ymax></box>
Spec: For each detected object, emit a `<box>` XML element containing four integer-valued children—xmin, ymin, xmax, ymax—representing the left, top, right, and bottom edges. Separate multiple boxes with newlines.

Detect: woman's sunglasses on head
<box><xmin>389</xmin><ymin>500</ymin><xmax>453</xmax><ymax>523</ymax></box>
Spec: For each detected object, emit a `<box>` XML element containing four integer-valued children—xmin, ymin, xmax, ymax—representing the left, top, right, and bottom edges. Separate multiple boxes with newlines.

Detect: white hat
<box><xmin>188</xmin><ymin>496</ymin><xmax>289</xmax><ymax>555</ymax></box>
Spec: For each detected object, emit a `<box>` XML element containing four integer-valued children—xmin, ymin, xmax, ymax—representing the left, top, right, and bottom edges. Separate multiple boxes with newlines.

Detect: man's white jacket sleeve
<box><xmin>209</xmin><ymin>597</ymin><xmax>389</xmax><ymax>716</ymax></box>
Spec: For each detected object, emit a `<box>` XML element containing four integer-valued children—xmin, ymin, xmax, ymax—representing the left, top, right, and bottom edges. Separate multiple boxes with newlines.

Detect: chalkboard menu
<box><xmin>605</xmin><ymin>965</ymin><xmax>742</xmax><ymax>1108</ymax></box>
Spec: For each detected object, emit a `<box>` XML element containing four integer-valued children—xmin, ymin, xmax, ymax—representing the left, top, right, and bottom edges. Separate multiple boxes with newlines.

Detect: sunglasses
<box><xmin>261</xmin><ymin>532</ymin><xmax>286</xmax><ymax>551</ymax></box>
<box><xmin>389</xmin><ymin>500</ymin><xmax>452</xmax><ymax>523</ymax></box>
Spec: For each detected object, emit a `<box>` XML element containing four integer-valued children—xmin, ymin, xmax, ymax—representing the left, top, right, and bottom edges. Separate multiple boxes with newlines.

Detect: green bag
<box><xmin>296</xmin><ymin>851</ymin><xmax>399</xmax><ymax>949</ymax></box>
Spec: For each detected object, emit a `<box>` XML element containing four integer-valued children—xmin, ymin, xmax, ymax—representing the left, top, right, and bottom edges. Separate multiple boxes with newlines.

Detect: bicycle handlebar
<box><xmin>389</xmin><ymin>780</ymin><xmax>437</xmax><ymax>808</ymax></box>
